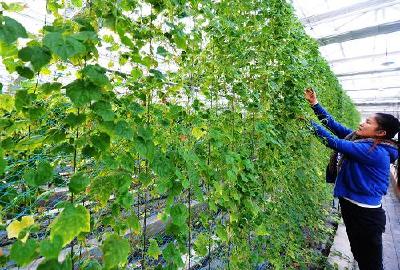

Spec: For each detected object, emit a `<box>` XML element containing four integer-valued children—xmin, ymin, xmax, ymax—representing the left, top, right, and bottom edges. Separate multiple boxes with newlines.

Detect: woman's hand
<box><xmin>304</xmin><ymin>88</ymin><xmax>318</xmax><ymax>106</ymax></box>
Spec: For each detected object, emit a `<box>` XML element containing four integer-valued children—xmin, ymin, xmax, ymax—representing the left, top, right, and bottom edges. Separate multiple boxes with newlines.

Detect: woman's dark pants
<box><xmin>339</xmin><ymin>197</ymin><xmax>386</xmax><ymax>270</ymax></box>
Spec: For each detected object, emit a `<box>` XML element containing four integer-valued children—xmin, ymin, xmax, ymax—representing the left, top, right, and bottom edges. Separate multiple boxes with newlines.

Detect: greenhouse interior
<box><xmin>0</xmin><ymin>0</ymin><xmax>399</xmax><ymax>269</ymax></box>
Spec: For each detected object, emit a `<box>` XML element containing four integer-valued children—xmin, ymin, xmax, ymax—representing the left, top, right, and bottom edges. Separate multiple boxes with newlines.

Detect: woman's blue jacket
<box><xmin>311</xmin><ymin>103</ymin><xmax>398</xmax><ymax>205</ymax></box>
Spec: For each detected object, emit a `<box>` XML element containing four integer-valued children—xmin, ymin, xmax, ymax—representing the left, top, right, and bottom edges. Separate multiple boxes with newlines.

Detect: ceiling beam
<box><xmin>359</xmin><ymin>111</ymin><xmax>400</xmax><ymax>116</ymax></box>
<box><xmin>300</xmin><ymin>0</ymin><xmax>400</xmax><ymax>27</ymax></box>
<box><xmin>340</xmin><ymin>72</ymin><xmax>400</xmax><ymax>81</ymax></box>
<box><xmin>345</xmin><ymin>86</ymin><xmax>400</xmax><ymax>92</ymax></box>
<box><xmin>317</xmin><ymin>20</ymin><xmax>400</xmax><ymax>46</ymax></box>
<box><xmin>336</xmin><ymin>66</ymin><xmax>400</xmax><ymax>77</ymax></box>
<box><xmin>354</xmin><ymin>101</ymin><xmax>400</xmax><ymax>106</ymax></box>
<box><xmin>329</xmin><ymin>50</ymin><xmax>400</xmax><ymax>64</ymax></box>
<box><xmin>353</xmin><ymin>99</ymin><xmax>400</xmax><ymax>104</ymax></box>
<box><xmin>359</xmin><ymin>109</ymin><xmax>400</xmax><ymax>112</ymax></box>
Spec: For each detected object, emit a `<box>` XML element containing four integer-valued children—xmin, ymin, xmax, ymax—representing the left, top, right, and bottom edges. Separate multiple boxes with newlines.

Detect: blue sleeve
<box><xmin>312</xmin><ymin>103</ymin><xmax>353</xmax><ymax>139</ymax></box>
<box><xmin>311</xmin><ymin>121</ymin><xmax>376</xmax><ymax>165</ymax></box>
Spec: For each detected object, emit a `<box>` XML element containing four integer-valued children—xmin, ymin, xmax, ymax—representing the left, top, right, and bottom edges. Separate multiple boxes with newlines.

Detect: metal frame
<box><xmin>329</xmin><ymin>50</ymin><xmax>400</xmax><ymax>64</ymax></box>
<box><xmin>345</xmin><ymin>86</ymin><xmax>400</xmax><ymax>92</ymax></box>
<box><xmin>354</xmin><ymin>101</ymin><xmax>400</xmax><ymax>106</ymax></box>
<box><xmin>318</xmin><ymin>20</ymin><xmax>400</xmax><ymax>46</ymax></box>
<box><xmin>336</xmin><ymin>67</ymin><xmax>400</xmax><ymax>77</ymax></box>
<box><xmin>301</xmin><ymin>0</ymin><xmax>400</xmax><ymax>27</ymax></box>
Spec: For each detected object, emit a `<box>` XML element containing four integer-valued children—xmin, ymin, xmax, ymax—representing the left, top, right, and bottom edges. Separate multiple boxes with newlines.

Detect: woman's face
<box><xmin>356</xmin><ymin>115</ymin><xmax>386</xmax><ymax>138</ymax></box>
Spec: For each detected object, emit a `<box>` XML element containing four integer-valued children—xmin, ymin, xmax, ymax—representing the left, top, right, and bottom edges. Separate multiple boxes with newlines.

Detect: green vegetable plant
<box><xmin>0</xmin><ymin>0</ymin><xmax>359</xmax><ymax>269</ymax></box>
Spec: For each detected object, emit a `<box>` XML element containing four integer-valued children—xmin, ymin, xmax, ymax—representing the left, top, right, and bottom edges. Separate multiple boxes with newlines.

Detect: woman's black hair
<box><xmin>375</xmin><ymin>113</ymin><xmax>400</xmax><ymax>188</ymax></box>
<box><xmin>375</xmin><ymin>113</ymin><xmax>400</xmax><ymax>139</ymax></box>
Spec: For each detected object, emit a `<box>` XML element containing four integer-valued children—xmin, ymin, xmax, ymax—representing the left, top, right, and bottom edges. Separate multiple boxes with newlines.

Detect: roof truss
<box><xmin>317</xmin><ymin>20</ymin><xmax>400</xmax><ymax>46</ymax></box>
<box><xmin>301</xmin><ymin>0</ymin><xmax>400</xmax><ymax>26</ymax></box>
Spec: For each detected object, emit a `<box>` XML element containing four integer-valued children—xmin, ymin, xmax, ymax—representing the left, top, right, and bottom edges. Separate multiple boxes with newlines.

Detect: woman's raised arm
<box><xmin>305</xmin><ymin>88</ymin><xmax>353</xmax><ymax>139</ymax></box>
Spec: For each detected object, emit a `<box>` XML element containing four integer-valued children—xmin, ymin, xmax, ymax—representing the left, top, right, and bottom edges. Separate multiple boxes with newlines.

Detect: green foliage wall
<box><xmin>0</xmin><ymin>0</ymin><xmax>359</xmax><ymax>269</ymax></box>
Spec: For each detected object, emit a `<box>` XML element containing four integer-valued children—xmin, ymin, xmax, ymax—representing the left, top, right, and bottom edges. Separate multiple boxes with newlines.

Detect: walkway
<box><xmin>328</xmin><ymin>168</ymin><xmax>400</xmax><ymax>270</ymax></box>
<box><xmin>382</xmin><ymin>175</ymin><xmax>400</xmax><ymax>270</ymax></box>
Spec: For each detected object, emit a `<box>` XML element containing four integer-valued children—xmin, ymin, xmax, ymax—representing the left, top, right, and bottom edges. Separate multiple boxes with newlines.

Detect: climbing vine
<box><xmin>0</xmin><ymin>0</ymin><xmax>359</xmax><ymax>269</ymax></box>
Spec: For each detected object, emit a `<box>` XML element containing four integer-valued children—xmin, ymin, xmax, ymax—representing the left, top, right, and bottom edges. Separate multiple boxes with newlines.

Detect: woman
<box><xmin>304</xmin><ymin>88</ymin><xmax>399</xmax><ymax>270</ymax></box>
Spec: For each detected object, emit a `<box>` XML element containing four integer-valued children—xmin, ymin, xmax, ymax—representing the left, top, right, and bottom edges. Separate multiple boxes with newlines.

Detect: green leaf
<box><xmin>152</xmin><ymin>153</ymin><xmax>174</xmax><ymax>179</ymax></box>
<box><xmin>173</xmin><ymin>32</ymin><xmax>187</xmax><ymax>50</ymax></box>
<box><xmin>23</xmin><ymin>169</ymin><xmax>36</xmax><ymax>186</ymax></box>
<box><xmin>82</xmin><ymin>144</ymin><xmax>98</xmax><ymax>158</ymax></box>
<box><xmin>83</xmin><ymin>260</ymin><xmax>102</xmax><ymax>270</ymax></box>
<box><xmin>16</xmin><ymin>66</ymin><xmax>34</xmax><ymax>79</ymax></box>
<box><xmin>45</xmin><ymin>128</ymin><xmax>66</xmax><ymax>144</ymax></box>
<box><xmin>216</xmin><ymin>224</ymin><xmax>228</xmax><ymax>242</ymax></box>
<box><xmin>115</xmin><ymin>173</ymin><xmax>131</xmax><ymax>193</ymax></box>
<box><xmin>128</xmin><ymin>102</ymin><xmax>144</xmax><ymax>114</ymax></box>
<box><xmin>18</xmin><ymin>46</ymin><xmax>51</xmax><ymax>71</ymax></box>
<box><xmin>137</xmin><ymin>126</ymin><xmax>153</xmax><ymax>141</ymax></box>
<box><xmin>23</xmin><ymin>161</ymin><xmax>53</xmax><ymax>186</ymax></box>
<box><xmin>2</xmin><ymin>57</ymin><xmax>19</xmax><ymax>73</ymax></box>
<box><xmin>130</xmin><ymin>68</ymin><xmax>143</xmax><ymax>80</ymax></box>
<box><xmin>134</xmin><ymin>136</ymin><xmax>155</xmax><ymax>160</ymax></box>
<box><xmin>27</xmin><ymin>104</ymin><xmax>46</xmax><ymax>120</ymax></box>
<box><xmin>101</xmin><ymin>234</ymin><xmax>130</xmax><ymax>270</ymax></box>
<box><xmin>81</xmin><ymin>64</ymin><xmax>109</xmax><ymax>87</ymax></box>
<box><xmin>126</xmin><ymin>213</ymin><xmax>141</xmax><ymax>235</ymax></box>
<box><xmin>90</xmin><ymin>175</ymin><xmax>114</xmax><ymax>206</ymax></box>
<box><xmin>138</xmin><ymin>172</ymin><xmax>152</xmax><ymax>187</ymax></box>
<box><xmin>147</xmin><ymin>239</ymin><xmax>161</xmax><ymax>260</ymax></box>
<box><xmin>39</xmin><ymin>235</ymin><xmax>63</xmax><ymax>260</ymax></box>
<box><xmin>6</xmin><ymin>216</ymin><xmax>34</xmax><ymax>240</ymax></box>
<box><xmin>1</xmin><ymin>2</ymin><xmax>26</xmax><ymax>12</ymax></box>
<box><xmin>36</xmin><ymin>161</ymin><xmax>53</xmax><ymax>185</ymax></box>
<box><xmin>141</xmin><ymin>56</ymin><xmax>154</xmax><ymax>68</ymax></box>
<box><xmin>71</xmin><ymin>0</ymin><xmax>82</xmax><ymax>7</ymax></box>
<box><xmin>0</xmin><ymin>94</ymin><xmax>14</xmax><ymax>112</ymax></box>
<box><xmin>194</xmin><ymin>233</ymin><xmax>208</xmax><ymax>256</ymax></box>
<box><xmin>115</xmin><ymin>120</ymin><xmax>134</xmax><ymax>139</ymax></box>
<box><xmin>65</xmin><ymin>79</ymin><xmax>102</xmax><ymax>107</ymax></box>
<box><xmin>10</xmin><ymin>239</ymin><xmax>38</xmax><ymax>266</ymax></box>
<box><xmin>91</xmin><ymin>100</ymin><xmax>114</xmax><ymax>121</ymax></box>
<box><xmin>0</xmin><ymin>16</ymin><xmax>28</xmax><ymax>44</ymax></box>
<box><xmin>14</xmin><ymin>135</ymin><xmax>45</xmax><ymax>151</ymax></box>
<box><xmin>0</xmin><ymin>38</ymin><xmax>18</xmax><ymax>57</ymax></box>
<box><xmin>37</xmin><ymin>258</ymin><xmax>72</xmax><ymax>270</ymax></box>
<box><xmin>50</xmin><ymin>204</ymin><xmax>90</xmax><ymax>247</ymax></box>
<box><xmin>72</xmin><ymin>31</ymin><xmax>98</xmax><ymax>42</ymax></box>
<box><xmin>191</xmin><ymin>126</ymin><xmax>206</xmax><ymax>140</ymax></box>
<box><xmin>170</xmin><ymin>203</ymin><xmax>188</xmax><ymax>226</ymax></box>
<box><xmin>147</xmin><ymin>0</ymin><xmax>165</xmax><ymax>12</ymax></box>
<box><xmin>117</xmin><ymin>152</ymin><xmax>135</xmax><ymax>171</ymax></box>
<box><xmin>255</xmin><ymin>224</ymin><xmax>270</xmax><ymax>236</ymax></box>
<box><xmin>51</xmin><ymin>142</ymin><xmax>74</xmax><ymax>155</ymax></box>
<box><xmin>162</xmin><ymin>242</ymin><xmax>183</xmax><ymax>267</ymax></box>
<box><xmin>149</xmin><ymin>69</ymin><xmax>165</xmax><ymax>81</ymax></box>
<box><xmin>156</xmin><ymin>46</ymin><xmax>168</xmax><ymax>57</ymax></box>
<box><xmin>91</xmin><ymin>132</ymin><xmax>110</xmax><ymax>151</ymax></box>
<box><xmin>120</xmin><ymin>35</ymin><xmax>134</xmax><ymax>48</ymax></box>
<box><xmin>68</xmin><ymin>172</ymin><xmax>90</xmax><ymax>194</ymax></box>
<box><xmin>64</xmin><ymin>112</ymin><xmax>86</xmax><ymax>127</ymax></box>
<box><xmin>43</xmin><ymin>32</ymin><xmax>86</xmax><ymax>61</ymax></box>
<box><xmin>120</xmin><ymin>0</ymin><xmax>137</xmax><ymax>11</ymax></box>
<box><xmin>0</xmin><ymin>148</ymin><xmax>6</xmax><ymax>175</ymax></box>
<box><xmin>40</xmin><ymin>82</ymin><xmax>62</xmax><ymax>94</ymax></box>
<box><xmin>0</xmin><ymin>118</ymin><xmax>13</xmax><ymax>130</ymax></box>
<box><xmin>14</xmin><ymin>90</ymin><xmax>33</xmax><ymax>111</ymax></box>
<box><xmin>118</xmin><ymin>191</ymin><xmax>133</xmax><ymax>209</ymax></box>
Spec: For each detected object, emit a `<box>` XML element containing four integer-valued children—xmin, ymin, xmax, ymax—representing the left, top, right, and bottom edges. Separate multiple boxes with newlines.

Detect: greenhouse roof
<box><xmin>1</xmin><ymin>1</ymin><xmax>399</xmax><ymax>119</ymax></box>
<box><xmin>292</xmin><ymin>0</ymin><xmax>400</xmax><ymax>118</ymax></box>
